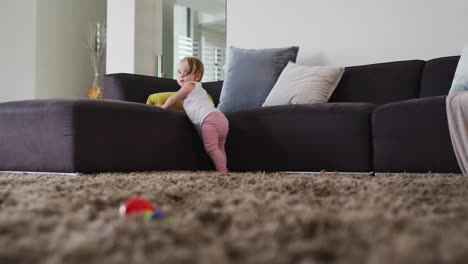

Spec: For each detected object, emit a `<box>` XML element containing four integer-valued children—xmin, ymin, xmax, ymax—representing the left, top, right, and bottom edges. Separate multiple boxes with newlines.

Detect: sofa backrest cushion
<box><xmin>419</xmin><ymin>56</ymin><xmax>460</xmax><ymax>98</ymax></box>
<box><xmin>103</xmin><ymin>74</ymin><xmax>181</xmax><ymax>103</ymax></box>
<box><xmin>329</xmin><ymin>60</ymin><xmax>425</xmax><ymax>104</ymax></box>
<box><xmin>202</xmin><ymin>81</ymin><xmax>223</xmax><ymax>106</ymax></box>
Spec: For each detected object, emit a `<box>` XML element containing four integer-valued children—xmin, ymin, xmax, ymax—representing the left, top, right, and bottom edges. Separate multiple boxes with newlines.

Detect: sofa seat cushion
<box><xmin>225</xmin><ymin>103</ymin><xmax>377</xmax><ymax>172</ymax></box>
<box><xmin>0</xmin><ymin>99</ymin><xmax>212</xmax><ymax>173</ymax></box>
<box><xmin>372</xmin><ymin>96</ymin><xmax>461</xmax><ymax>173</ymax></box>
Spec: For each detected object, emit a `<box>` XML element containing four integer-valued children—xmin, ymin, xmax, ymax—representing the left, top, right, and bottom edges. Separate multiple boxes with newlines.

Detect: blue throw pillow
<box><xmin>449</xmin><ymin>45</ymin><xmax>468</xmax><ymax>95</ymax></box>
<box><xmin>217</xmin><ymin>46</ymin><xmax>299</xmax><ymax>112</ymax></box>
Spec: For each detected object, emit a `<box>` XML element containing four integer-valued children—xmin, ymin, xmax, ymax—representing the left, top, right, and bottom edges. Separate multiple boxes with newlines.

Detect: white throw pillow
<box><xmin>449</xmin><ymin>45</ymin><xmax>468</xmax><ymax>95</ymax></box>
<box><xmin>262</xmin><ymin>61</ymin><xmax>345</xmax><ymax>106</ymax></box>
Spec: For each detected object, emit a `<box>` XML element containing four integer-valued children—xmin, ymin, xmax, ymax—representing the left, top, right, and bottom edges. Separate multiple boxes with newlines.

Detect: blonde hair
<box><xmin>181</xmin><ymin>57</ymin><xmax>204</xmax><ymax>81</ymax></box>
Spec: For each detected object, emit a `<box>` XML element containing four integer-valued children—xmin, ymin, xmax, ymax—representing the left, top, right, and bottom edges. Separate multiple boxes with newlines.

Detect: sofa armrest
<box><xmin>103</xmin><ymin>73</ymin><xmax>180</xmax><ymax>103</ymax></box>
<box><xmin>372</xmin><ymin>96</ymin><xmax>461</xmax><ymax>173</ymax></box>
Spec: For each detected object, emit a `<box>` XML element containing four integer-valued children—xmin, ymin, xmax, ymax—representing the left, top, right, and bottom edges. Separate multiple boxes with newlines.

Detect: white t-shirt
<box><xmin>183</xmin><ymin>82</ymin><xmax>219</xmax><ymax>131</ymax></box>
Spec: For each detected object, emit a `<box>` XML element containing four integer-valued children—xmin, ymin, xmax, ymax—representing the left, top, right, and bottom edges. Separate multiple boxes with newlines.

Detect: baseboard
<box><xmin>374</xmin><ymin>172</ymin><xmax>463</xmax><ymax>176</ymax></box>
<box><xmin>0</xmin><ymin>171</ymin><xmax>80</xmax><ymax>176</ymax></box>
<box><xmin>285</xmin><ymin>171</ymin><xmax>374</xmax><ymax>175</ymax></box>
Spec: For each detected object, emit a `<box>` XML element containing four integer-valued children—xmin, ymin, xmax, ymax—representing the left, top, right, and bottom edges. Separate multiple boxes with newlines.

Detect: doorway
<box><xmin>160</xmin><ymin>0</ymin><xmax>226</xmax><ymax>82</ymax></box>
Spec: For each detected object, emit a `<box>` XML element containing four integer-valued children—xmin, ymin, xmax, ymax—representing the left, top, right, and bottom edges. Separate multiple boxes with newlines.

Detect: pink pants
<box><xmin>201</xmin><ymin>111</ymin><xmax>229</xmax><ymax>172</ymax></box>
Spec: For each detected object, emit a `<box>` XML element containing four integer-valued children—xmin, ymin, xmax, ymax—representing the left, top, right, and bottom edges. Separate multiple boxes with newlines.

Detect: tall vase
<box><xmin>87</xmin><ymin>72</ymin><xmax>103</xmax><ymax>99</ymax></box>
<box><xmin>92</xmin><ymin>72</ymin><xmax>101</xmax><ymax>88</ymax></box>
<box><xmin>85</xmin><ymin>22</ymin><xmax>106</xmax><ymax>99</ymax></box>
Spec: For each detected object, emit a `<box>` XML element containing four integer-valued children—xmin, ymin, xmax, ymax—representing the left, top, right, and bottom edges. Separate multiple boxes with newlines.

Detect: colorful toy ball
<box><xmin>142</xmin><ymin>210</ymin><xmax>165</xmax><ymax>220</ymax></box>
<box><xmin>150</xmin><ymin>211</ymin><xmax>165</xmax><ymax>220</ymax></box>
<box><xmin>119</xmin><ymin>197</ymin><xmax>155</xmax><ymax>216</ymax></box>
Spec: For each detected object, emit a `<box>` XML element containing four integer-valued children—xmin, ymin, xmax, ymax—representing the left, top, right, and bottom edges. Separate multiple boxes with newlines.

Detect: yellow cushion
<box><xmin>146</xmin><ymin>92</ymin><xmax>214</xmax><ymax>111</ymax></box>
<box><xmin>146</xmin><ymin>92</ymin><xmax>184</xmax><ymax>110</ymax></box>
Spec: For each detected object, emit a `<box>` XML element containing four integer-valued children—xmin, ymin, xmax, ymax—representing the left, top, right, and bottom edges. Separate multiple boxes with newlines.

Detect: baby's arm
<box><xmin>161</xmin><ymin>83</ymin><xmax>196</xmax><ymax>109</ymax></box>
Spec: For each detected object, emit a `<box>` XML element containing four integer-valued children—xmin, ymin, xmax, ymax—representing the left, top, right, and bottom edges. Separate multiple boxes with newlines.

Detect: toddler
<box><xmin>161</xmin><ymin>57</ymin><xmax>229</xmax><ymax>172</ymax></box>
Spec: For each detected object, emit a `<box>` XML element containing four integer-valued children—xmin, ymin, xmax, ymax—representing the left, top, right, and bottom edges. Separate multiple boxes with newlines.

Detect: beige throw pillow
<box><xmin>262</xmin><ymin>61</ymin><xmax>345</xmax><ymax>106</ymax></box>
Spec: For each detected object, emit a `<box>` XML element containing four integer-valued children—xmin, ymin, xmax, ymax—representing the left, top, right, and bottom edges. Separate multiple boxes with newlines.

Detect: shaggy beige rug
<box><xmin>0</xmin><ymin>171</ymin><xmax>467</xmax><ymax>264</ymax></box>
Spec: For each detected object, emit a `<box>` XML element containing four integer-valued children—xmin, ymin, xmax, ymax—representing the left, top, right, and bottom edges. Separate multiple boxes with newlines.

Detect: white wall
<box><xmin>107</xmin><ymin>0</ymin><xmax>162</xmax><ymax>75</ymax></box>
<box><xmin>36</xmin><ymin>0</ymin><xmax>107</xmax><ymax>99</ymax></box>
<box><xmin>0</xmin><ymin>0</ymin><xmax>106</xmax><ymax>102</ymax></box>
<box><xmin>135</xmin><ymin>0</ymin><xmax>159</xmax><ymax>75</ymax></box>
<box><xmin>228</xmin><ymin>0</ymin><xmax>468</xmax><ymax>66</ymax></box>
<box><xmin>0</xmin><ymin>0</ymin><xmax>36</xmax><ymax>102</ymax></box>
<box><xmin>107</xmin><ymin>0</ymin><xmax>135</xmax><ymax>74</ymax></box>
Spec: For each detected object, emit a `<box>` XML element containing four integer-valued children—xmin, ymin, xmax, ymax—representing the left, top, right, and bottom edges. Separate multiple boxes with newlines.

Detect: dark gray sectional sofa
<box><xmin>0</xmin><ymin>56</ymin><xmax>462</xmax><ymax>174</ymax></box>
